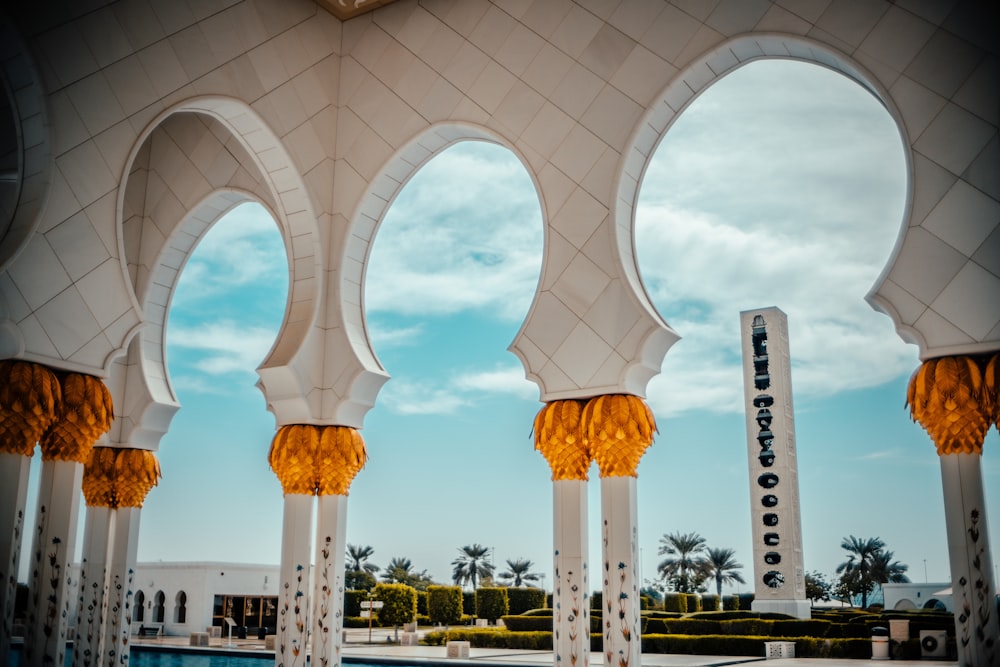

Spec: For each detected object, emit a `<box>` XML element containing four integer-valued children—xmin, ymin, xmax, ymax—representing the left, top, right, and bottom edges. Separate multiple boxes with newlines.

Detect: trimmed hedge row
<box><xmin>422</xmin><ymin>628</ymin><xmax>874</xmax><ymax>659</ymax></box>
<box><xmin>507</xmin><ymin>588</ymin><xmax>546</xmax><ymax>615</ymax></box>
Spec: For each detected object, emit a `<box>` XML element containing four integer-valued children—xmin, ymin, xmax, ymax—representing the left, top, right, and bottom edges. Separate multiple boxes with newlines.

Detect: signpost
<box><xmin>360</xmin><ymin>600</ymin><xmax>383</xmax><ymax>643</ymax></box>
<box><xmin>223</xmin><ymin>617</ymin><xmax>236</xmax><ymax>648</ymax></box>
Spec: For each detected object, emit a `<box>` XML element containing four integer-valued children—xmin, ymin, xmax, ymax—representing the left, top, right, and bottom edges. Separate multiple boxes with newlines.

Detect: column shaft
<box><xmin>600</xmin><ymin>476</ymin><xmax>640</xmax><ymax>667</ymax></box>
<box><xmin>940</xmin><ymin>453</ymin><xmax>999</xmax><ymax>667</ymax></box>
<box><xmin>72</xmin><ymin>505</ymin><xmax>114</xmax><ymax>667</ymax></box>
<box><xmin>102</xmin><ymin>507</ymin><xmax>140</xmax><ymax>667</ymax></box>
<box><xmin>552</xmin><ymin>479</ymin><xmax>589</xmax><ymax>667</ymax></box>
<box><xmin>276</xmin><ymin>494</ymin><xmax>314</xmax><ymax>667</ymax></box>
<box><xmin>0</xmin><ymin>452</ymin><xmax>32</xmax><ymax>658</ymax></box>
<box><xmin>24</xmin><ymin>458</ymin><xmax>83</xmax><ymax>667</ymax></box>
<box><xmin>312</xmin><ymin>495</ymin><xmax>348</xmax><ymax>667</ymax></box>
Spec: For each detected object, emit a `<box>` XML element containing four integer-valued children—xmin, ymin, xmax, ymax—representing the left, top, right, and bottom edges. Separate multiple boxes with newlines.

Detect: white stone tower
<box><xmin>739</xmin><ymin>307</ymin><xmax>810</xmax><ymax>619</ymax></box>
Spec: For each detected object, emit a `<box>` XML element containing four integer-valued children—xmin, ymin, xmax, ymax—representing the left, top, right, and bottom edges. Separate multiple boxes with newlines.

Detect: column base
<box><xmin>751</xmin><ymin>599</ymin><xmax>811</xmax><ymax>619</ymax></box>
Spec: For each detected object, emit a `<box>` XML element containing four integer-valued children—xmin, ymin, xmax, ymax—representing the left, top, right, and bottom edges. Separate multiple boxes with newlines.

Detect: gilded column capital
<box><xmin>269</xmin><ymin>424</ymin><xmax>367</xmax><ymax>496</ymax></box>
<box><xmin>0</xmin><ymin>360</ymin><xmax>61</xmax><ymax>456</ymax></box>
<box><xmin>40</xmin><ymin>372</ymin><xmax>113</xmax><ymax>463</ymax></box>
<box><xmin>907</xmin><ymin>353</ymin><xmax>997</xmax><ymax>456</ymax></box>
<box><xmin>82</xmin><ymin>446</ymin><xmax>161</xmax><ymax>508</ymax></box>
<box><xmin>582</xmin><ymin>394</ymin><xmax>657</xmax><ymax>478</ymax></box>
<box><xmin>534</xmin><ymin>399</ymin><xmax>591</xmax><ymax>481</ymax></box>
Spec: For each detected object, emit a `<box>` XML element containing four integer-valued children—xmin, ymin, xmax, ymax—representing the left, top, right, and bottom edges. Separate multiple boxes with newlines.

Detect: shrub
<box><xmin>686</xmin><ymin>594</ymin><xmax>702</xmax><ymax>613</ymax></box>
<box><xmin>591</xmin><ymin>591</ymin><xmax>602</xmax><ymax>610</ymax></box>
<box><xmin>344</xmin><ymin>590</ymin><xmax>366</xmax><ymax>617</ymax></box>
<box><xmin>422</xmin><ymin>628</ymin><xmax>551</xmax><ymax>650</ymax></box>
<box><xmin>723</xmin><ymin>594</ymin><xmax>739</xmax><ymax>610</ymax></box>
<box><xmin>737</xmin><ymin>593</ymin><xmax>755</xmax><ymax>610</ymax></box>
<box><xmin>663</xmin><ymin>593</ymin><xmax>685</xmax><ymax>613</ymax></box>
<box><xmin>374</xmin><ymin>583</ymin><xmax>417</xmax><ymax>627</ymax></box>
<box><xmin>507</xmin><ymin>587</ymin><xmax>546</xmax><ymax>615</ymax></box>
<box><xmin>463</xmin><ymin>591</ymin><xmax>476</xmax><ymax>615</ymax></box>
<box><xmin>476</xmin><ymin>588</ymin><xmax>509</xmax><ymax>622</ymax></box>
<box><xmin>701</xmin><ymin>594</ymin><xmax>720</xmax><ymax>612</ymax></box>
<box><xmin>501</xmin><ymin>615</ymin><xmax>551</xmax><ymax>632</ymax></box>
<box><xmin>416</xmin><ymin>591</ymin><xmax>428</xmax><ymax>616</ymax></box>
<box><xmin>427</xmin><ymin>585</ymin><xmax>463</xmax><ymax>625</ymax></box>
<box><xmin>522</xmin><ymin>608</ymin><xmax>553</xmax><ymax>616</ymax></box>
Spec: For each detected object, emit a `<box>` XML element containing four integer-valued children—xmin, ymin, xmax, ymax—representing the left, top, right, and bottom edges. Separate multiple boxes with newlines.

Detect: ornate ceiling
<box><xmin>314</xmin><ymin>0</ymin><xmax>400</xmax><ymax>21</ymax></box>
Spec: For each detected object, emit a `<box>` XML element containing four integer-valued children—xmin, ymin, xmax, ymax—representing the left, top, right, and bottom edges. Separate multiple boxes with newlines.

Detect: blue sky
<box><xmin>110</xmin><ymin>59</ymin><xmax>998</xmax><ymax>596</ymax></box>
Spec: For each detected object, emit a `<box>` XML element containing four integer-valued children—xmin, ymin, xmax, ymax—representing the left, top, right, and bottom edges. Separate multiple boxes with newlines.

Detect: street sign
<box><xmin>360</xmin><ymin>611</ymin><xmax>371</xmax><ymax>618</ymax></box>
<box><xmin>360</xmin><ymin>601</ymin><xmax>384</xmax><ymax>609</ymax></box>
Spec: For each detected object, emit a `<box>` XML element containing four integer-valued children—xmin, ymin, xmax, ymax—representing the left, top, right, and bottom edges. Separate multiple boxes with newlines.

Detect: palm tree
<box><xmin>382</xmin><ymin>557</ymin><xmax>414</xmax><ymax>583</ymax></box>
<box><xmin>657</xmin><ymin>531</ymin><xmax>707</xmax><ymax>593</ymax></box>
<box><xmin>346</xmin><ymin>543</ymin><xmax>379</xmax><ymax>574</ymax></box>
<box><xmin>499</xmin><ymin>558</ymin><xmax>541</xmax><ymax>587</ymax></box>
<box><xmin>699</xmin><ymin>547</ymin><xmax>745</xmax><ymax>597</ymax></box>
<box><xmin>835</xmin><ymin>535</ymin><xmax>885</xmax><ymax>608</ymax></box>
<box><xmin>452</xmin><ymin>544</ymin><xmax>494</xmax><ymax>590</ymax></box>
<box><xmin>869</xmin><ymin>549</ymin><xmax>910</xmax><ymax>603</ymax></box>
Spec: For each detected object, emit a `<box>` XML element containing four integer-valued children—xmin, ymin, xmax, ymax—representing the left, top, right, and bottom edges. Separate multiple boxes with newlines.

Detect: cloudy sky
<box><xmin>112</xmin><ymin>59</ymin><xmax>998</xmax><ymax>597</ymax></box>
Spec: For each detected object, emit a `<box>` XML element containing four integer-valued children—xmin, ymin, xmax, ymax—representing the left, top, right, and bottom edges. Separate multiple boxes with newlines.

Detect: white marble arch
<box><xmin>616</xmin><ymin>31</ymin><xmax>998</xmax><ymax>362</ymax></box>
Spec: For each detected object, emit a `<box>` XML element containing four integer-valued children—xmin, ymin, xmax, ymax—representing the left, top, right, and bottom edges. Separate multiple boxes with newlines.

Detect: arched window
<box><xmin>175</xmin><ymin>591</ymin><xmax>187</xmax><ymax>623</ymax></box>
<box><xmin>133</xmin><ymin>591</ymin><xmax>145</xmax><ymax>622</ymax></box>
<box><xmin>153</xmin><ymin>591</ymin><xmax>165</xmax><ymax>623</ymax></box>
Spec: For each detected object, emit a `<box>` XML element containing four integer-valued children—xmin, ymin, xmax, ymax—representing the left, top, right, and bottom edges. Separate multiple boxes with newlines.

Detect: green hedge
<box><xmin>427</xmin><ymin>585</ymin><xmax>463</xmax><ymax>625</ymax></box>
<box><xmin>463</xmin><ymin>591</ymin><xmax>476</xmax><ymax>615</ymax></box>
<box><xmin>641</xmin><ymin>634</ymin><xmax>872</xmax><ymax>658</ymax></box>
<box><xmin>422</xmin><ymin>628</ymin><xmax>551</xmax><ymax>650</ymax></box>
<box><xmin>502</xmin><ymin>615</ymin><xmax>552</xmax><ymax>632</ymax></box>
<box><xmin>521</xmin><ymin>608</ymin><xmax>552</xmax><ymax>616</ymax></box>
<box><xmin>374</xmin><ymin>583</ymin><xmax>417</xmax><ymax>627</ymax></box>
<box><xmin>722</xmin><ymin>595</ymin><xmax>739</xmax><ymax>610</ymax></box>
<box><xmin>507</xmin><ymin>587</ymin><xmax>546</xmax><ymax>615</ymax></box>
<box><xmin>663</xmin><ymin>593</ymin><xmax>685</xmax><ymax>613</ymax></box>
<box><xmin>344</xmin><ymin>590</ymin><xmax>366</xmax><ymax>617</ymax></box>
<box><xmin>476</xmin><ymin>588</ymin><xmax>509</xmax><ymax>622</ymax></box>
<box><xmin>591</xmin><ymin>592</ymin><xmax>602</xmax><ymax>610</ymax></box>
<box><xmin>701</xmin><ymin>594</ymin><xmax>720</xmax><ymax>612</ymax></box>
<box><xmin>416</xmin><ymin>591</ymin><xmax>428</xmax><ymax>616</ymax></box>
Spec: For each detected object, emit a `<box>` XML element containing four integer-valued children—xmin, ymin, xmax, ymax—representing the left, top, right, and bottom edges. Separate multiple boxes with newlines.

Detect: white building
<box><xmin>883</xmin><ymin>582</ymin><xmax>953</xmax><ymax>613</ymax></box>
<box><xmin>68</xmin><ymin>562</ymin><xmax>279</xmax><ymax>638</ymax></box>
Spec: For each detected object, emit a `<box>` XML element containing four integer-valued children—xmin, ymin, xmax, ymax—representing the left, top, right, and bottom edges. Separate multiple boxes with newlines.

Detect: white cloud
<box><xmin>367</xmin><ymin>322</ymin><xmax>425</xmax><ymax>349</ymax></box>
<box><xmin>172</xmin><ymin>203</ymin><xmax>288</xmax><ymax>305</ymax></box>
<box><xmin>168</xmin><ymin>319</ymin><xmax>278</xmax><ymax>376</ymax></box>
<box><xmin>365</xmin><ymin>142</ymin><xmax>543</xmax><ymax>322</ymax></box>
<box><xmin>376</xmin><ymin>380</ymin><xmax>471</xmax><ymax>416</ymax></box>
<box><xmin>636</xmin><ymin>59</ymin><xmax>915</xmax><ymax>417</ymax></box>
<box><xmin>454</xmin><ymin>365</ymin><xmax>538</xmax><ymax>400</ymax></box>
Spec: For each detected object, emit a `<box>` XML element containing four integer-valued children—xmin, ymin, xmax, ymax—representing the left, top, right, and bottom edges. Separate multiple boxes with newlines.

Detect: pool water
<box><xmin>8</xmin><ymin>647</ymin><xmax>409</xmax><ymax>667</ymax></box>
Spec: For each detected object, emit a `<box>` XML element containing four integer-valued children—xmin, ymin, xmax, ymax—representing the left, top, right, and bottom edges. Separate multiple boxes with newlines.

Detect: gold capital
<box><xmin>906</xmin><ymin>354</ymin><xmax>996</xmax><ymax>455</ymax></box>
<box><xmin>582</xmin><ymin>394</ymin><xmax>657</xmax><ymax>478</ymax></box>
<box><xmin>533</xmin><ymin>399</ymin><xmax>591</xmax><ymax>481</ymax></box>
<box><xmin>269</xmin><ymin>424</ymin><xmax>367</xmax><ymax>495</ymax></box>
<box><xmin>0</xmin><ymin>360</ymin><xmax>62</xmax><ymax>456</ymax></box>
<box><xmin>41</xmin><ymin>372</ymin><xmax>113</xmax><ymax>463</ymax></box>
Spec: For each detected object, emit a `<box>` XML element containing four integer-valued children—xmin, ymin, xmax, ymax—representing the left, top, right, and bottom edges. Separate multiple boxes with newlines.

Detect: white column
<box><xmin>24</xmin><ymin>459</ymin><xmax>84</xmax><ymax>667</ymax></box>
<box><xmin>102</xmin><ymin>507</ymin><xmax>140</xmax><ymax>667</ymax></box>
<box><xmin>600</xmin><ymin>476</ymin><xmax>640</xmax><ymax>667</ymax></box>
<box><xmin>277</xmin><ymin>493</ymin><xmax>314</xmax><ymax>667</ymax></box>
<box><xmin>0</xmin><ymin>451</ymin><xmax>32</xmax><ymax>659</ymax></box>
<box><xmin>940</xmin><ymin>453</ymin><xmax>999</xmax><ymax>667</ymax></box>
<box><xmin>312</xmin><ymin>494</ymin><xmax>348</xmax><ymax>667</ymax></box>
<box><xmin>552</xmin><ymin>479</ymin><xmax>589</xmax><ymax>667</ymax></box>
<box><xmin>72</xmin><ymin>505</ymin><xmax>113</xmax><ymax>667</ymax></box>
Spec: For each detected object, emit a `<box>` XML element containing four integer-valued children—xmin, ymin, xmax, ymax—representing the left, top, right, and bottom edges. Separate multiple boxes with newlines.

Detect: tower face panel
<box><xmin>740</xmin><ymin>308</ymin><xmax>809</xmax><ymax>617</ymax></box>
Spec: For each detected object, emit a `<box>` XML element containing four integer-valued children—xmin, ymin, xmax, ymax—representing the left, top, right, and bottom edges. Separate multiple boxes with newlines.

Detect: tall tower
<box><xmin>739</xmin><ymin>307</ymin><xmax>810</xmax><ymax>619</ymax></box>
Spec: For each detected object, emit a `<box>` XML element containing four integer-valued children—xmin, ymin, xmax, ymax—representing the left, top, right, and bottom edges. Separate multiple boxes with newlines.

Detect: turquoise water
<box><xmin>7</xmin><ymin>647</ymin><xmax>403</xmax><ymax>667</ymax></box>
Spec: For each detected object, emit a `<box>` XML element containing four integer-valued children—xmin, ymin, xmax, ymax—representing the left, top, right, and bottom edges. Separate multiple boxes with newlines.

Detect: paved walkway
<box><xmin>132</xmin><ymin>628</ymin><xmax>957</xmax><ymax>667</ymax></box>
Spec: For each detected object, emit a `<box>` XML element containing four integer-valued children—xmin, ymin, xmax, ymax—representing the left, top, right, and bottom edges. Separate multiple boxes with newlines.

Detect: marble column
<box><xmin>940</xmin><ymin>453</ymin><xmax>998</xmax><ymax>667</ymax></box>
<box><xmin>0</xmin><ymin>451</ymin><xmax>32</xmax><ymax>658</ymax></box>
<box><xmin>102</xmin><ymin>507</ymin><xmax>141</xmax><ymax>667</ymax></box>
<box><xmin>72</xmin><ymin>505</ymin><xmax>113</xmax><ymax>667</ymax></box>
<box><xmin>311</xmin><ymin>494</ymin><xmax>348</xmax><ymax>667</ymax></box>
<box><xmin>24</xmin><ymin>458</ymin><xmax>84</xmax><ymax>667</ymax></box>
<box><xmin>552</xmin><ymin>479</ymin><xmax>589</xmax><ymax>667</ymax></box>
<box><xmin>277</xmin><ymin>493</ymin><xmax>314</xmax><ymax>667</ymax></box>
<box><xmin>600</xmin><ymin>476</ymin><xmax>640</xmax><ymax>667</ymax></box>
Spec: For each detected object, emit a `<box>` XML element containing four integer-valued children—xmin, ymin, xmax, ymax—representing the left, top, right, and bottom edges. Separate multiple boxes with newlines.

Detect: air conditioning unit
<box><xmin>920</xmin><ymin>630</ymin><xmax>947</xmax><ymax>658</ymax></box>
